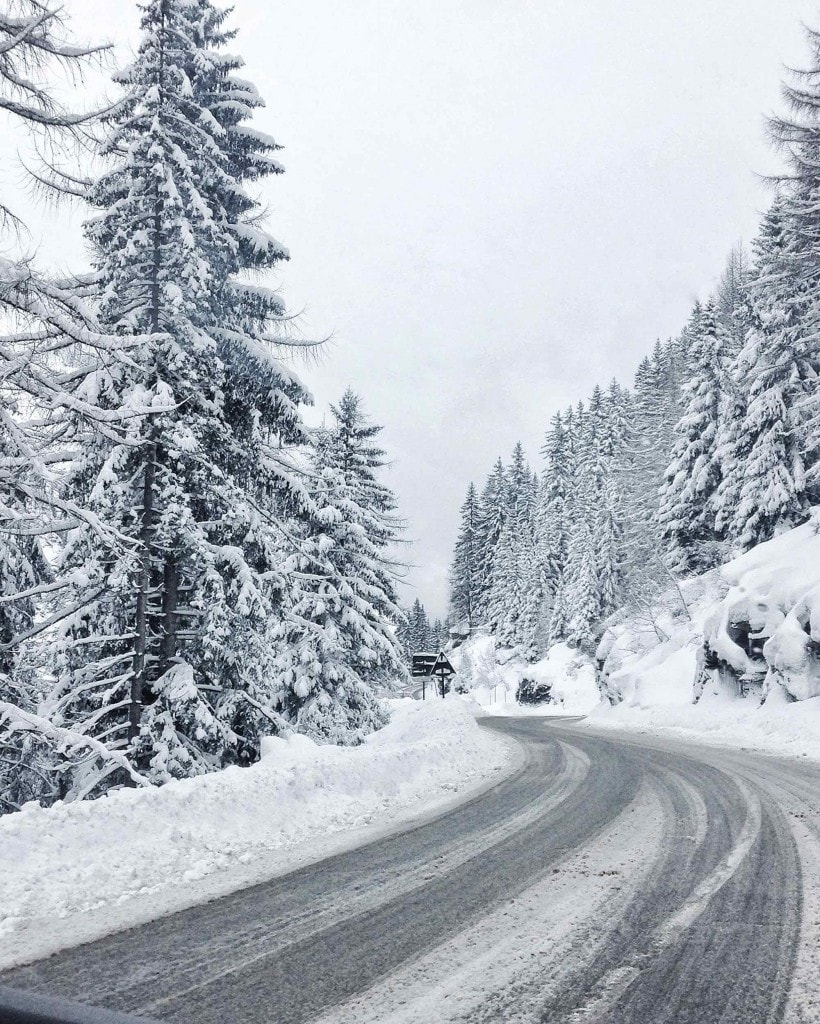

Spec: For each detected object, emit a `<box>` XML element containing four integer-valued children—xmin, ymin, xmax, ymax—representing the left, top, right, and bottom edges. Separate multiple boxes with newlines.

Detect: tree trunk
<box><xmin>160</xmin><ymin>554</ymin><xmax>178</xmax><ymax>676</ymax></box>
<box><xmin>129</xmin><ymin>439</ymin><xmax>156</xmax><ymax>743</ymax></box>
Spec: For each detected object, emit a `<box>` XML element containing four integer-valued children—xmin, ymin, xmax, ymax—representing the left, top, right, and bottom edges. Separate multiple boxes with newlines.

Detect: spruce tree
<box><xmin>535</xmin><ymin>412</ymin><xmax>571</xmax><ymax>591</ymax></box>
<box><xmin>474</xmin><ymin>458</ymin><xmax>507</xmax><ymax>622</ymax></box>
<box><xmin>657</xmin><ymin>301</ymin><xmax>726</xmax><ymax>573</ymax></box>
<box><xmin>0</xmin><ymin>1</ymin><xmax>152</xmax><ymax>809</ymax></box>
<box><xmin>50</xmin><ymin>0</ymin><xmax>314</xmax><ymax>784</ymax></box>
<box><xmin>408</xmin><ymin>598</ymin><xmax>431</xmax><ymax>653</ymax></box>
<box><xmin>564</xmin><ymin>515</ymin><xmax>600</xmax><ymax>651</ymax></box>
<box><xmin>274</xmin><ymin>446</ymin><xmax>402</xmax><ymax>744</ymax></box>
<box><xmin>768</xmin><ymin>25</ymin><xmax>820</xmax><ymax>495</ymax></box>
<box><xmin>279</xmin><ymin>390</ymin><xmax>406</xmax><ymax>729</ymax></box>
<box><xmin>449</xmin><ymin>482</ymin><xmax>480</xmax><ymax>633</ymax></box>
<box><xmin>482</xmin><ymin>444</ymin><xmax>541</xmax><ymax>656</ymax></box>
<box><xmin>721</xmin><ymin>202</ymin><xmax>812</xmax><ymax>547</ymax></box>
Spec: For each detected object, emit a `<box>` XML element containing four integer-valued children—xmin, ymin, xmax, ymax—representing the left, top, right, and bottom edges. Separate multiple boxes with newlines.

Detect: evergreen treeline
<box><xmin>0</xmin><ymin>0</ymin><xmax>407</xmax><ymax>812</ymax></box>
<box><xmin>448</xmin><ymin>27</ymin><xmax>820</xmax><ymax>658</ymax></box>
<box><xmin>396</xmin><ymin>600</ymin><xmax>447</xmax><ymax>663</ymax></box>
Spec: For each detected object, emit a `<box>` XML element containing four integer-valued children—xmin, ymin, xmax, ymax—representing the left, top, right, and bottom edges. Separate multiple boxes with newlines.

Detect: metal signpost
<box><xmin>411</xmin><ymin>652</ymin><xmax>436</xmax><ymax>700</ymax></box>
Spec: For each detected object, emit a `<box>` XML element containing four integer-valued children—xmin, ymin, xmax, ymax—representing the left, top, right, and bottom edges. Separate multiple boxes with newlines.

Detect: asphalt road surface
<box><xmin>4</xmin><ymin>717</ymin><xmax>819</xmax><ymax>1024</ymax></box>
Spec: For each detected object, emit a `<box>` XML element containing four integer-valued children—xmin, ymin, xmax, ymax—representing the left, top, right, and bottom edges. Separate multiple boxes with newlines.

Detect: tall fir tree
<box><xmin>281</xmin><ymin>389</ymin><xmax>406</xmax><ymax>721</ymax></box>
<box><xmin>408</xmin><ymin>598</ymin><xmax>431</xmax><ymax>654</ymax></box>
<box><xmin>448</xmin><ymin>482</ymin><xmax>480</xmax><ymax>633</ymax></box>
<box><xmin>564</xmin><ymin>515</ymin><xmax>600</xmax><ymax>651</ymax></box>
<box><xmin>720</xmin><ymin>202</ymin><xmax>813</xmax><ymax>547</ymax></box>
<box><xmin>768</xmin><ymin>24</ymin><xmax>820</xmax><ymax>495</ymax></box>
<box><xmin>49</xmin><ymin>0</ymin><xmax>316</xmax><ymax>786</ymax></box>
<box><xmin>274</xmin><ymin>414</ymin><xmax>406</xmax><ymax>743</ymax></box>
<box><xmin>657</xmin><ymin>301</ymin><xmax>727</xmax><ymax>574</ymax></box>
<box><xmin>535</xmin><ymin>411</ymin><xmax>571</xmax><ymax>592</ymax></box>
<box><xmin>474</xmin><ymin>457</ymin><xmax>507</xmax><ymax>622</ymax></box>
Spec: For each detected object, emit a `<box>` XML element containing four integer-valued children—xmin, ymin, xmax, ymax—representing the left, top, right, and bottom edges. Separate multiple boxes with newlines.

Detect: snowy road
<box><xmin>3</xmin><ymin>717</ymin><xmax>819</xmax><ymax>1024</ymax></box>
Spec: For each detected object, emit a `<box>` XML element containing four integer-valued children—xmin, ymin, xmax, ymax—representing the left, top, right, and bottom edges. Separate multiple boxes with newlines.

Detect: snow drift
<box><xmin>582</xmin><ymin>510</ymin><xmax>820</xmax><ymax>758</ymax></box>
<box><xmin>448</xmin><ymin>514</ymin><xmax>820</xmax><ymax>759</ymax></box>
<box><xmin>0</xmin><ymin>697</ymin><xmax>512</xmax><ymax>969</ymax></box>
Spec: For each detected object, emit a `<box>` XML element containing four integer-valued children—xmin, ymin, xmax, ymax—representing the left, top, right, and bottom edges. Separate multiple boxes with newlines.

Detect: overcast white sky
<box><xmin>5</xmin><ymin>0</ymin><xmax>819</xmax><ymax>617</ymax></box>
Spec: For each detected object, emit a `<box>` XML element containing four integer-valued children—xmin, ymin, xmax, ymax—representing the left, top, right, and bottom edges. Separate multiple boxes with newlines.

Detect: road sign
<box><xmin>412</xmin><ymin>652</ymin><xmax>437</xmax><ymax>677</ymax></box>
<box><xmin>412</xmin><ymin>651</ymin><xmax>455</xmax><ymax>699</ymax></box>
<box><xmin>430</xmin><ymin>652</ymin><xmax>455</xmax><ymax>678</ymax></box>
<box><xmin>430</xmin><ymin>651</ymin><xmax>455</xmax><ymax>697</ymax></box>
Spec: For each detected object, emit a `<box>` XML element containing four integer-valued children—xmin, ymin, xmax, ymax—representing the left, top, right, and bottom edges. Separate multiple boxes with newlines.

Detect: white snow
<box><xmin>0</xmin><ymin>697</ymin><xmax>514</xmax><ymax>970</ymax></box>
<box><xmin>447</xmin><ymin>515</ymin><xmax>820</xmax><ymax>761</ymax></box>
<box><xmin>584</xmin><ymin>688</ymin><xmax>820</xmax><ymax>761</ymax></box>
<box><xmin>586</xmin><ymin>512</ymin><xmax>820</xmax><ymax>759</ymax></box>
<box><xmin>450</xmin><ymin>634</ymin><xmax>600</xmax><ymax>716</ymax></box>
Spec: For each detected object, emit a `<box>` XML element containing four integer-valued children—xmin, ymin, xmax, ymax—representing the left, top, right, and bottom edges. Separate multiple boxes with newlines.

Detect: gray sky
<box><xmin>4</xmin><ymin>0</ymin><xmax>818</xmax><ymax>617</ymax></box>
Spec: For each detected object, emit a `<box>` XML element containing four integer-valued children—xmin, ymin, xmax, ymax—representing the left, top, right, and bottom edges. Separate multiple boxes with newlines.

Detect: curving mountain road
<box><xmin>3</xmin><ymin>717</ymin><xmax>819</xmax><ymax>1024</ymax></box>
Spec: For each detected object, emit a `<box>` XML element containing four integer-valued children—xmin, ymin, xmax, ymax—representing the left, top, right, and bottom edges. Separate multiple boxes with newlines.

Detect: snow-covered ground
<box><xmin>0</xmin><ymin>697</ymin><xmax>514</xmax><ymax>970</ymax></box>
<box><xmin>584</xmin><ymin>687</ymin><xmax>820</xmax><ymax>761</ymax></box>
<box><xmin>590</xmin><ymin>512</ymin><xmax>820</xmax><ymax>760</ymax></box>
<box><xmin>450</xmin><ymin>635</ymin><xmax>600</xmax><ymax>716</ymax></box>
<box><xmin>451</xmin><ymin>515</ymin><xmax>820</xmax><ymax>761</ymax></box>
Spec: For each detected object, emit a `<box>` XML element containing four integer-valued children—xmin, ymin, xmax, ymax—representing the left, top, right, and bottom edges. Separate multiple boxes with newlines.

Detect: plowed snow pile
<box><xmin>450</xmin><ymin>513</ymin><xmax>820</xmax><ymax>759</ymax></box>
<box><xmin>0</xmin><ymin>697</ymin><xmax>512</xmax><ymax>969</ymax></box>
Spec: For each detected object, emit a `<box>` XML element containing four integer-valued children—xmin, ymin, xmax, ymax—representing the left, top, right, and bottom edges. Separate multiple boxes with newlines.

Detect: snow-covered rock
<box><xmin>599</xmin><ymin>510</ymin><xmax>820</xmax><ymax>708</ymax></box>
<box><xmin>448</xmin><ymin>515</ymin><xmax>820</xmax><ymax>760</ymax></box>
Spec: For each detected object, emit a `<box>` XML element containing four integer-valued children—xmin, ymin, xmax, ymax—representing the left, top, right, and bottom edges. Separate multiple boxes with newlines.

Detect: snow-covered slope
<box><xmin>585</xmin><ymin>512</ymin><xmax>820</xmax><ymax>757</ymax></box>
<box><xmin>449</xmin><ymin>514</ymin><xmax>820</xmax><ymax>759</ymax></box>
<box><xmin>599</xmin><ymin>510</ymin><xmax>820</xmax><ymax>707</ymax></box>
<box><xmin>0</xmin><ymin>697</ymin><xmax>513</xmax><ymax>970</ymax></box>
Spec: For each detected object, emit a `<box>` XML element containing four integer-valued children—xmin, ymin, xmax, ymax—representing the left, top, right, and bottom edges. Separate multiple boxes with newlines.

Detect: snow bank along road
<box><xmin>3</xmin><ymin>717</ymin><xmax>819</xmax><ymax>1024</ymax></box>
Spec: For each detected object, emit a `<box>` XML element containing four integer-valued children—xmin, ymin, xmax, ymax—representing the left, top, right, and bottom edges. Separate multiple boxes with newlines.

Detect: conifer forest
<box><xmin>0</xmin><ymin>0</ymin><xmax>408</xmax><ymax>813</ymax></box>
<box><xmin>5</xmin><ymin>5</ymin><xmax>820</xmax><ymax>1024</ymax></box>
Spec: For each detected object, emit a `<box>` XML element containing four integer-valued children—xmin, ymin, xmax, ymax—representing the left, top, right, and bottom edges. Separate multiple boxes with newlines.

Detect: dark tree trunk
<box><xmin>129</xmin><ymin>440</ymin><xmax>156</xmax><ymax>743</ymax></box>
<box><xmin>160</xmin><ymin>554</ymin><xmax>179</xmax><ymax>676</ymax></box>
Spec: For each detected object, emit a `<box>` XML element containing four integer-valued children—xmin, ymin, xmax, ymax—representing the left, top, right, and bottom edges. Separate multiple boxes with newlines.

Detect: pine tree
<box><xmin>482</xmin><ymin>444</ymin><xmax>542</xmax><ymax>656</ymax></box>
<box><xmin>714</xmin><ymin>243</ymin><xmax>752</xmax><ymax>352</ymax></box>
<box><xmin>448</xmin><ymin>482</ymin><xmax>480</xmax><ymax>633</ymax></box>
<box><xmin>0</xmin><ymin>1</ymin><xmax>155</xmax><ymax>810</ymax></box>
<box><xmin>595</xmin><ymin>481</ymin><xmax>622</xmax><ymax>619</ymax></box>
<box><xmin>286</xmin><ymin>390</ymin><xmax>406</xmax><ymax>700</ymax></box>
<box><xmin>408</xmin><ymin>598</ymin><xmax>431</xmax><ymax>653</ymax></box>
<box><xmin>657</xmin><ymin>301</ymin><xmax>726</xmax><ymax>573</ymax></box>
<box><xmin>712</xmin><ymin>247</ymin><xmax>754</xmax><ymax>542</ymax></box>
<box><xmin>614</xmin><ymin>341</ymin><xmax>680</xmax><ymax>600</ymax></box>
<box><xmin>720</xmin><ymin>202</ymin><xmax>813</xmax><ymax>547</ymax></box>
<box><xmin>535</xmin><ymin>412</ymin><xmax>571</xmax><ymax>590</ymax></box>
<box><xmin>274</xmin><ymin>449</ymin><xmax>401</xmax><ymax>744</ymax></box>
<box><xmin>564</xmin><ymin>515</ymin><xmax>600</xmax><ymax>651</ymax></box>
<box><xmin>50</xmin><ymin>0</ymin><xmax>315</xmax><ymax>786</ymax></box>
<box><xmin>547</xmin><ymin>577</ymin><xmax>568</xmax><ymax>646</ymax></box>
<box><xmin>474</xmin><ymin>458</ymin><xmax>506</xmax><ymax>622</ymax></box>
<box><xmin>756</xmin><ymin>28</ymin><xmax>820</xmax><ymax>510</ymax></box>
